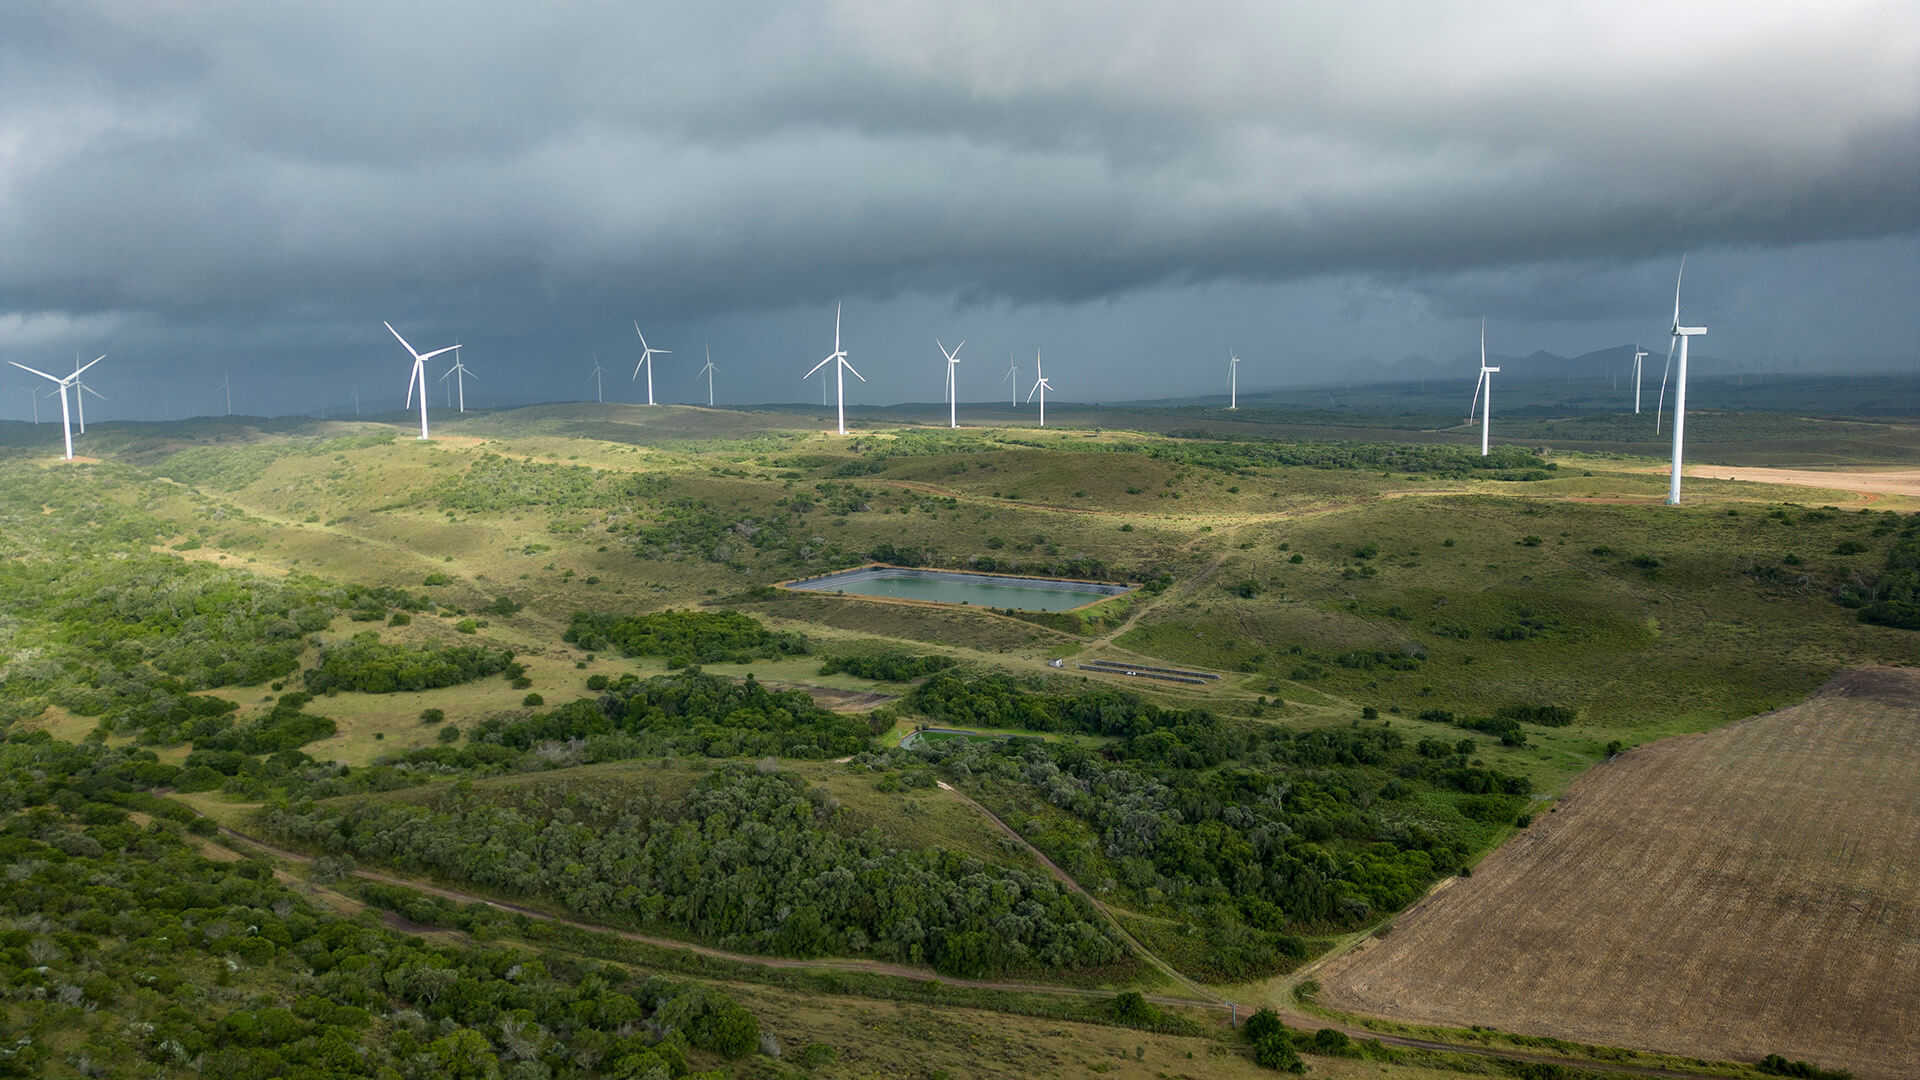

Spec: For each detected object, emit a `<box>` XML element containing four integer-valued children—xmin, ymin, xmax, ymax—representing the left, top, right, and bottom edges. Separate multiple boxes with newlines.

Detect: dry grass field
<box><xmin>1314</xmin><ymin>665</ymin><xmax>1920</xmax><ymax>1079</ymax></box>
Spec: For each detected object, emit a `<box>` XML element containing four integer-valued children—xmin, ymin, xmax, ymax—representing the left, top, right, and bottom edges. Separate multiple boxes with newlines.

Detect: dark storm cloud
<box><xmin>1</xmin><ymin>2</ymin><xmax>1915</xmax><ymax>413</ymax></box>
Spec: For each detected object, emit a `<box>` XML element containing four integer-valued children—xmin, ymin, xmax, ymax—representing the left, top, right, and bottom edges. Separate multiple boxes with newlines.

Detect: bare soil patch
<box><xmin>1316</xmin><ymin>666</ymin><xmax>1920</xmax><ymax>1079</ymax></box>
<box><xmin>1689</xmin><ymin>465</ymin><xmax>1920</xmax><ymax>499</ymax></box>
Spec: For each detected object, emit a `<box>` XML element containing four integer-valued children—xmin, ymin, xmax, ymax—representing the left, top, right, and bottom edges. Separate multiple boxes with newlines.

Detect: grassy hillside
<box><xmin>1</xmin><ymin>400</ymin><xmax>1913</xmax><ymax>1079</ymax></box>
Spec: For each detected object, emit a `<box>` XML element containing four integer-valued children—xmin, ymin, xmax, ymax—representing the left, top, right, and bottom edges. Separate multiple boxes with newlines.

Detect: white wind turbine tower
<box><xmin>347</xmin><ymin>378</ymin><xmax>361</xmax><ymax>415</ymax></box>
<box><xmin>20</xmin><ymin>386</ymin><xmax>39</xmax><ymax>424</ymax></box>
<box><xmin>1631</xmin><ymin>346</ymin><xmax>1648</xmax><ymax>413</ymax></box>
<box><xmin>385</xmin><ymin>321</ymin><xmax>462</xmax><ymax>440</ymax></box>
<box><xmin>632</xmin><ymin>323</ymin><xmax>669</xmax><ymax>405</ymax></box>
<box><xmin>1027</xmin><ymin>350</ymin><xmax>1054</xmax><ymax>427</ymax></box>
<box><xmin>213</xmin><ymin>368</ymin><xmax>232</xmax><ymax>417</ymax></box>
<box><xmin>587</xmin><ymin>355</ymin><xmax>610</xmax><ymax>403</ymax></box>
<box><xmin>1656</xmin><ymin>256</ymin><xmax>1707</xmax><ymax>505</ymax></box>
<box><xmin>803</xmin><ymin>304</ymin><xmax>864</xmax><ymax>435</ymax></box>
<box><xmin>10</xmin><ymin>356</ymin><xmax>102</xmax><ymax>460</ymax></box>
<box><xmin>695</xmin><ymin>345</ymin><xmax>718</xmax><ymax>406</ymax></box>
<box><xmin>439</xmin><ymin>346</ymin><xmax>476</xmax><ymax>413</ymax></box>
<box><xmin>1466</xmin><ymin>319</ymin><xmax>1500</xmax><ymax>456</ymax></box>
<box><xmin>1003</xmin><ymin>353</ymin><xmax>1019</xmax><ymax>407</ymax></box>
<box><xmin>1228</xmin><ymin>350</ymin><xmax>1241</xmax><ymax>410</ymax></box>
<box><xmin>938</xmin><ymin>339</ymin><xmax>964</xmax><ymax>428</ymax></box>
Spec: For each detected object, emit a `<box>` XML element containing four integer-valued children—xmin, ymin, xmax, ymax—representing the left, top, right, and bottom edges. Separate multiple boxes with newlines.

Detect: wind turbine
<box><xmin>587</xmin><ymin>355</ymin><xmax>610</xmax><ymax>403</ymax></box>
<box><xmin>20</xmin><ymin>386</ymin><xmax>39</xmax><ymax>424</ymax></box>
<box><xmin>1466</xmin><ymin>319</ymin><xmax>1500</xmax><ymax>456</ymax></box>
<box><xmin>439</xmin><ymin>345</ymin><xmax>476</xmax><ymax>413</ymax></box>
<box><xmin>695</xmin><ymin>345</ymin><xmax>718</xmax><ymax>406</ymax></box>
<box><xmin>802</xmin><ymin>304</ymin><xmax>863</xmax><ymax>435</ymax></box>
<box><xmin>347</xmin><ymin>377</ymin><xmax>361</xmax><ymax>415</ymax></box>
<box><xmin>1003</xmin><ymin>352</ymin><xmax>1019</xmax><ymax>407</ymax></box>
<box><xmin>1657</xmin><ymin>256</ymin><xmax>1707</xmax><ymax>505</ymax></box>
<box><xmin>10</xmin><ymin>356</ymin><xmax>102</xmax><ymax>460</ymax></box>
<box><xmin>938</xmin><ymin>339</ymin><xmax>964</xmax><ymax>428</ymax></box>
<box><xmin>212</xmin><ymin>368</ymin><xmax>231</xmax><ymax>417</ymax></box>
<box><xmin>385</xmin><ymin>321</ymin><xmax>461</xmax><ymax>440</ymax></box>
<box><xmin>71</xmin><ymin>353</ymin><xmax>106</xmax><ymax>433</ymax></box>
<box><xmin>632</xmin><ymin>323</ymin><xmax>669</xmax><ymax>405</ymax></box>
<box><xmin>1027</xmin><ymin>350</ymin><xmax>1054</xmax><ymax>427</ymax></box>
<box><xmin>1631</xmin><ymin>346</ymin><xmax>1648</xmax><ymax>414</ymax></box>
<box><xmin>1228</xmin><ymin>351</ymin><xmax>1241</xmax><ymax>410</ymax></box>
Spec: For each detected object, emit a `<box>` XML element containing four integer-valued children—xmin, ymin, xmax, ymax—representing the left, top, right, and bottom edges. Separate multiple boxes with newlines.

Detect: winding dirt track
<box><xmin>1315</xmin><ymin>666</ymin><xmax>1920</xmax><ymax>1080</ymax></box>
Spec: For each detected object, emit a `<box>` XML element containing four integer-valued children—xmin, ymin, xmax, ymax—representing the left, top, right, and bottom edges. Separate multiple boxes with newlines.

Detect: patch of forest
<box><xmin>902</xmin><ymin>673</ymin><xmax>1535</xmax><ymax>980</ymax></box>
<box><xmin>0</xmin><ymin>731</ymin><xmax>764</xmax><ymax>1079</ymax></box>
<box><xmin>302</xmin><ymin>633</ymin><xmax>517</xmax><ymax>694</ymax></box>
<box><xmin>261</xmin><ymin>765</ymin><xmax>1125</xmax><ymax>979</ymax></box>
<box><xmin>563</xmin><ymin>610</ymin><xmax>809</xmax><ymax>666</ymax></box>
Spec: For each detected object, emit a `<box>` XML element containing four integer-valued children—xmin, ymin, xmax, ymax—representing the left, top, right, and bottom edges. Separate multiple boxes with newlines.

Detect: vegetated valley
<box><xmin>2</xmin><ymin>400</ymin><xmax>1917</xmax><ymax>1080</ymax></box>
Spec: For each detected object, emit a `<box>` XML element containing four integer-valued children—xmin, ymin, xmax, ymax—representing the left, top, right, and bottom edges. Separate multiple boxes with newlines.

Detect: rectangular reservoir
<box><xmin>781</xmin><ymin>564</ymin><xmax>1132</xmax><ymax>612</ymax></box>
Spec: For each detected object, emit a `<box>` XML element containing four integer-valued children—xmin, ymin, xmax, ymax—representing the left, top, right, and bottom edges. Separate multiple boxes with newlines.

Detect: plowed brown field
<box><xmin>1316</xmin><ymin>666</ymin><xmax>1920</xmax><ymax>1079</ymax></box>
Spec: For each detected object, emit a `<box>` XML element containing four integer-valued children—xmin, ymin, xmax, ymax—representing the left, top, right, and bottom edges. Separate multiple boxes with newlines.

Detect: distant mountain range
<box><xmin>1382</xmin><ymin>343</ymin><xmax>1736</xmax><ymax>384</ymax></box>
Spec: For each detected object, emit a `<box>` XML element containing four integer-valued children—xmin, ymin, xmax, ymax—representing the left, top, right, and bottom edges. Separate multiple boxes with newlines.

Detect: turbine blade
<box><xmin>842</xmin><ymin>359</ymin><xmax>865</xmax><ymax>383</ymax></box>
<box><xmin>8</xmin><ymin>361</ymin><xmax>61</xmax><ymax>382</ymax></box>
<box><xmin>384</xmin><ymin>321</ymin><xmax>417</xmax><ymax>357</ymax></box>
<box><xmin>634</xmin><ymin>323</ymin><xmax>647</xmax><ymax>348</ymax></box>
<box><xmin>81</xmin><ymin>384</ymin><xmax>106</xmax><ymax>400</ymax></box>
<box><xmin>803</xmin><ymin>355</ymin><xmax>834</xmax><ymax>379</ymax></box>
<box><xmin>1673</xmin><ymin>254</ymin><xmax>1685</xmax><ymax>328</ymax></box>
<box><xmin>1480</xmin><ymin>317</ymin><xmax>1487</xmax><ymax>367</ymax></box>
<box><xmin>419</xmin><ymin>344</ymin><xmax>462</xmax><ymax>362</ymax></box>
<box><xmin>1468</xmin><ymin>370</ymin><xmax>1484</xmax><ymax>423</ymax></box>
<box><xmin>77</xmin><ymin>355</ymin><xmax>106</xmax><ymax>376</ymax></box>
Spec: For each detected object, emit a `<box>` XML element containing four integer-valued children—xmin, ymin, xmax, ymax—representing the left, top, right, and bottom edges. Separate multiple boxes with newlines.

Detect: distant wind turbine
<box><xmin>1027</xmin><ymin>350</ymin><xmax>1054</xmax><ymax>427</ymax></box>
<box><xmin>1228</xmin><ymin>350</ymin><xmax>1241</xmax><ymax>410</ymax></box>
<box><xmin>803</xmin><ymin>304</ymin><xmax>864</xmax><ymax>435</ymax></box>
<box><xmin>72</xmin><ymin>352</ymin><xmax>106</xmax><ymax>433</ymax></box>
<box><xmin>938</xmin><ymin>339</ymin><xmax>964</xmax><ymax>428</ymax></box>
<box><xmin>632</xmin><ymin>323</ymin><xmax>669</xmax><ymax>405</ymax></box>
<box><xmin>1466</xmin><ymin>319</ymin><xmax>1500</xmax><ymax>457</ymax></box>
<box><xmin>695</xmin><ymin>345</ymin><xmax>718</xmax><ymax>407</ymax></box>
<box><xmin>1631</xmin><ymin>346</ymin><xmax>1648</xmax><ymax>414</ymax></box>
<box><xmin>439</xmin><ymin>345</ymin><xmax>476</xmax><ymax>413</ymax></box>
<box><xmin>10</xmin><ymin>355</ymin><xmax>102</xmax><ymax>459</ymax></box>
<box><xmin>1003</xmin><ymin>353</ymin><xmax>1019</xmax><ymax>407</ymax></box>
<box><xmin>214</xmin><ymin>368</ymin><xmax>231</xmax><ymax>417</ymax></box>
<box><xmin>347</xmin><ymin>377</ymin><xmax>361</xmax><ymax>415</ymax></box>
<box><xmin>1657</xmin><ymin>256</ymin><xmax>1707</xmax><ymax>505</ymax></box>
<box><xmin>21</xmin><ymin>385</ymin><xmax>39</xmax><ymax>424</ymax></box>
<box><xmin>385</xmin><ymin>322</ymin><xmax>461</xmax><ymax>440</ymax></box>
<box><xmin>587</xmin><ymin>355</ymin><xmax>610</xmax><ymax>403</ymax></box>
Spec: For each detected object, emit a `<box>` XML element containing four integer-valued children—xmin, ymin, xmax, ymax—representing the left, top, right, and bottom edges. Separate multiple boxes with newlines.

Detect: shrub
<box><xmin>437</xmin><ymin>725</ymin><xmax>461</xmax><ymax>744</ymax></box>
<box><xmin>420</xmin><ymin>708</ymin><xmax>445</xmax><ymax>724</ymax></box>
<box><xmin>522</xmin><ymin>693</ymin><xmax>544</xmax><ymax>707</ymax></box>
<box><xmin>1496</xmin><ymin>703</ymin><xmax>1577</xmax><ymax>727</ymax></box>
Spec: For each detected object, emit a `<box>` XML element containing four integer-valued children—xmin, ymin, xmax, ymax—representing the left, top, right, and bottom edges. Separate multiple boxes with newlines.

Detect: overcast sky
<box><xmin>3</xmin><ymin>1</ymin><xmax>1916</xmax><ymax>419</ymax></box>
